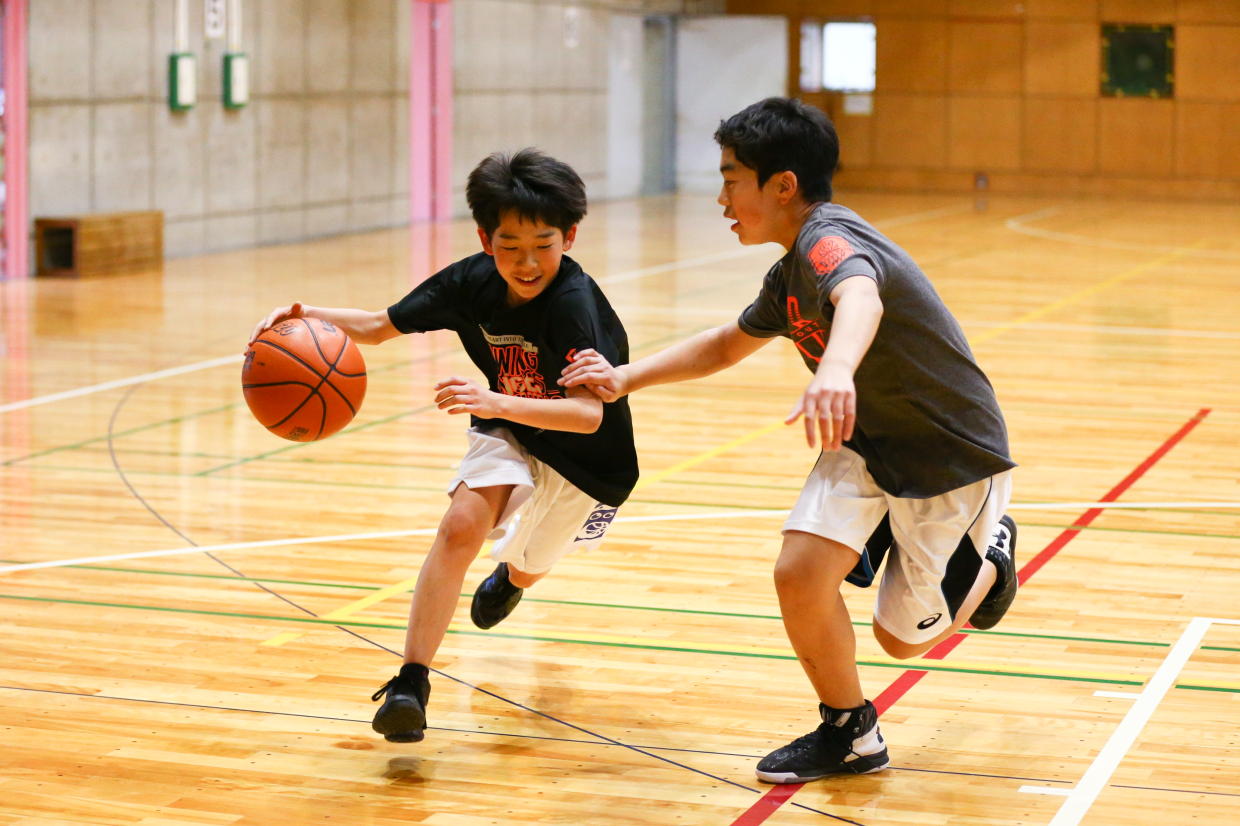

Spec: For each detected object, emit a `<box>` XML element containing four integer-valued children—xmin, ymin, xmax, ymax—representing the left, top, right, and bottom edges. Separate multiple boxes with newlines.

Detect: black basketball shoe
<box><xmin>470</xmin><ymin>562</ymin><xmax>524</xmax><ymax>629</ymax></box>
<box><xmin>755</xmin><ymin>701</ymin><xmax>890</xmax><ymax>784</ymax></box>
<box><xmin>969</xmin><ymin>514</ymin><xmax>1018</xmax><ymax>630</ymax></box>
<box><xmin>371</xmin><ymin>662</ymin><xmax>431</xmax><ymax>743</ymax></box>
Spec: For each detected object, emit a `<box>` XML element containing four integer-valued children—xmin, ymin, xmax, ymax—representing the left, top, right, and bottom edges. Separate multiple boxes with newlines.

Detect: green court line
<box><xmin>0</xmin><ymin>591</ymin><xmax>1168</xmax><ymax>689</ymax></box>
<box><xmin>25</xmin><ymin>462</ymin><xmax>448</xmax><ymax>494</ymax></box>
<box><xmin>195</xmin><ymin>403</ymin><xmax>438</xmax><ymax>476</ymax></box>
<box><xmin>0</xmin><ymin>403</ymin><xmax>238</xmax><ymax>468</ymax></box>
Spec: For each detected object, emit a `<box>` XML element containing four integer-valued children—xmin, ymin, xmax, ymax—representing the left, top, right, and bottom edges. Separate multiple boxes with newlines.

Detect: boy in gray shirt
<box><xmin>560</xmin><ymin>97</ymin><xmax>1017</xmax><ymax>783</ymax></box>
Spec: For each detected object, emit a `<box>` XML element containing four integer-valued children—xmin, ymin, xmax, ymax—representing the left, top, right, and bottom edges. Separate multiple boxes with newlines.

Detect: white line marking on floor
<box><xmin>1005</xmin><ymin>207</ymin><xmax>1240</xmax><ymax>260</ymax></box>
<box><xmin>0</xmin><ymin>202</ymin><xmax>976</xmax><ymax>415</ymax></box>
<box><xmin>1046</xmin><ymin>617</ymin><xmax>1220</xmax><ymax>825</ymax></box>
<box><xmin>0</xmin><ymin>355</ymin><xmax>244</xmax><ymax>414</ymax></box>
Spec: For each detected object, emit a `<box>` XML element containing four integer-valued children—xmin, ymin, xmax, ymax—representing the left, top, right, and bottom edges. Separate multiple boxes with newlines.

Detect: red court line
<box><xmin>728</xmin><ymin>408</ymin><xmax>1210</xmax><ymax>825</ymax></box>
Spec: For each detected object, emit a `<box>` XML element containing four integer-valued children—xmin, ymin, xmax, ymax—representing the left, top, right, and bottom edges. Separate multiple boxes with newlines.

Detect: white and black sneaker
<box><xmin>969</xmin><ymin>514</ymin><xmax>1017</xmax><ymax>630</ymax></box>
<box><xmin>755</xmin><ymin>701</ymin><xmax>890</xmax><ymax>784</ymax></box>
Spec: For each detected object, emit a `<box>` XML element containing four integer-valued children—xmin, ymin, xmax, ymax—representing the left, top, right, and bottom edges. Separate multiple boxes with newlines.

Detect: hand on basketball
<box><xmin>249</xmin><ymin>302</ymin><xmax>305</xmax><ymax>346</ymax></box>
<box><xmin>785</xmin><ymin>363</ymin><xmax>856</xmax><ymax>451</ymax></box>
<box><xmin>558</xmin><ymin>349</ymin><xmax>627</xmax><ymax>403</ymax></box>
<box><xmin>435</xmin><ymin>377</ymin><xmax>502</xmax><ymax>419</ymax></box>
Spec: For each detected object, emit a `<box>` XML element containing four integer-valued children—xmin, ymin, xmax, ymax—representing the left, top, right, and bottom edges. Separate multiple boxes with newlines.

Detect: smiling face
<box><xmin>478</xmin><ymin>212</ymin><xmax>578</xmax><ymax>306</ymax></box>
<box><xmin>717</xmin><ymin>147</ymin><xmax>795</xmax><ymax>248</ymax></box>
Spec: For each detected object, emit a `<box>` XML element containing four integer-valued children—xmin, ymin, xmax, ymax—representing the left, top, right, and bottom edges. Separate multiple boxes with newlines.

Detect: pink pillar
<box><xmin>409</xmin><ymin>0</ymin><xmax>453</xmax><ymax>223</ymax></box>
<box><xmin>3</xmin><ymin>0</ymin><xmax>29</xmax><ymax>279</ymax></box>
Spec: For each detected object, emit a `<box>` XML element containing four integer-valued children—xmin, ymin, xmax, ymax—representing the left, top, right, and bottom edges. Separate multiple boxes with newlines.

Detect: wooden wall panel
<box><xmin>1178</xmin><ymin>0</ymin><xmax>1240</xmax><ymax>25</ymax></box>
<box><xmin>1025</xmin><ymin>0</ymin><xmax>1098</xmax><ymax>20</ymax></box>
<box><xmin>876</xmin><ymin>19</ymin><xmax>948</xmax><ymax>92</ymax></box>
<box><xmin>948</xmin><ymin>96</ymin><xmax>1021</xmax><ymax>170</ymax></box>
<box><xmin>1099</xmin><ymin>1</ymin><xmax>1175</xmax><ymax>24</ymax></box>
<box><xmin>1024</xmin><ymin>22</ymin><xmax>1098</xmax><ymax>96</ymax></box>
<box><xmin>1176</xmin><ymin>26</ymin><xmax>1240</xmax><ymax>102</ymax></box>
<box><xmin>1022</xmin><ymin>98</ymin><xmax>1098</xmax><ymax>173</ymax></box>
<box><xmin>948</xmin><ymin>22</ymin><xmax>1023</xmax><ymax>93</ymax></box>
<box><xmin>876</xmin><ymin>0</ymin><xmax>948</xmax><ymax>15</ymax></box>
<box><xmin>1098</xmin><ymin>99</ymin><xmax>1174</xmax><ymax>176</ymax></box>
<box><xmin>873</xmin><ymin>93</ymin><xmax>947</xmax><ymax>167</ymax></box>
<box><xmin>1175</xmin><ymin>102</ymin><xmax>1240</xmax><ymax>178</ymax></box>
<box><xmin>948</xmin><ymin>0</ymin><xmax>1024</xmax><ymax>19</ymax></box>
<box><xmin>835</xmin><ymin>110</ymin><xmax>875</xmax><ymax>169</ymax></box>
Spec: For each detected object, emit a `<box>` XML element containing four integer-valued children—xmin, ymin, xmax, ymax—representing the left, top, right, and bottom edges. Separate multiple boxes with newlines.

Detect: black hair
<box><xmin>713</xmin><ymin>97</ymin><xmax>839</xmax><ymax>203</ymax></box>
<box><xmin>466</xmin><ymin>148</ymin><xmax>587</xmax><ymax>238</ymax></box>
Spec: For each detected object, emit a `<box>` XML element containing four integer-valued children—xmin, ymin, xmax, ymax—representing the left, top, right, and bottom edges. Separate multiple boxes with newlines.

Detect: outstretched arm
<box><xmin>786</xmin><ymin>275</ymin><xmax>883</xmax><ymax>451</ymax></box>
<box><xmin>249</xmin><ymin>301</ymin><xmax>401</xmax><ymax>346</ymax></box>
<box><xmin>435</xmin><ymin>378</ymin><xmax>603</xmax><ymax>434</ymax></box>
<box><xmin>559</xmin><ymin>321</ymin><xmax>770</xmax><ymax>401</ymax></box>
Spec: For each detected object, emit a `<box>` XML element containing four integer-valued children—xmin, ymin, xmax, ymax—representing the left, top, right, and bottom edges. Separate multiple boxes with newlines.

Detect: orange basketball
<box><xmin>242</xmin><ymin>317</ymin><xmax>367</xmax><ymax>441</ymax></box>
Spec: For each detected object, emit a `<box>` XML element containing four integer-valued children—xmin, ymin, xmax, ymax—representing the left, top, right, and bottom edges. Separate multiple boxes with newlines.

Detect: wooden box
<box><xmin>35</xmin><ymin>210</ymin><xmax>164</xmax><ymax>277</ymax></box>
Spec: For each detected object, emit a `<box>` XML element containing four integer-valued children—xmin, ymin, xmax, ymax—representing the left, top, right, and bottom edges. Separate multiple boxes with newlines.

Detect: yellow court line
<box><xmin>969</xmin><ymin>238</ymin><xmax>1210</xmax><ymax>348</ymax></box>
<box><xmin>261</xmin><ymin>574</ymin><xmax>420</xmax><ymax>647</ymax></box>
<box><xmin>633</xmin><ymin>419</ymin><xmax>787</xmax><ymax>490</ymax></box>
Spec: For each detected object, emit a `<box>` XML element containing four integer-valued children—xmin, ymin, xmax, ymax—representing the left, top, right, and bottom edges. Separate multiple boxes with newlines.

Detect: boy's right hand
<box><xmin>249</xmin><ymin>302</ymin><xmax>304</xmax><ymax>345</ymax></box>
<box><xmin>559</xmin><ymin>349</ymin><xmax>627</xmax><ymax>402</ymax></box>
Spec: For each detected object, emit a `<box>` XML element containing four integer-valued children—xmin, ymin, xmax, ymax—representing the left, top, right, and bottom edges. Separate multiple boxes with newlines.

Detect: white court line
<box><xmin>5</xmin><ymin>498</ymin><xmax>1238</xmax><ymax>576</ymax></box>
<box><xmin>963</xmin><ymin>319</ymin><xmax>1240</xmax><ymax>341</ymax></box>
<box><xmin>1028</xmin><ymin>617</ymin><xmax>1240</xmax><ymax>825</ymax></box>
<box><xmin>1</xmin><ymin>201</ymin><xmax>974</xmax><ymax>415</ymax></box>
<box><xmin>0</xmin><ymin>509</ymin><xmax>790</xmax><ymax>575</ymax></box>
<box><xmin>1093</xmin><ymin>690</ymin><xmax>1142</xmax><ymax>700</ymax></box>
<box><xmin>1008</xmin><ymin>500</ymin><xmax>1240</xmax><ymax>511</ymax></box>
<box><xmin>0</xmin><ymin>355</ymin><xmax>243</xmax><ymax>414</ymax></box>
<box><xmin>1005</xmin><ymin>207</ymin><xmax>1240</xmax><ymax>260</ymax></box>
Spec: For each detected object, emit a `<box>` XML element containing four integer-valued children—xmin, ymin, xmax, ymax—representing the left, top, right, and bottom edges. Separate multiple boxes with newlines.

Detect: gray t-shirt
<box><xmin>738</xmin><ymin>202</ymin><xmax>1014</xmax><ymax>498</ymax></box>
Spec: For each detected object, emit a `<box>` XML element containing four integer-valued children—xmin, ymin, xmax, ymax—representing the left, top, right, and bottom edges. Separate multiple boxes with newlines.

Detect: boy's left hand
<box><xmin>435</xmin><ymin>376</ymin><xmax>503</xmax><ymax>419</ymax></box>
<box><xmin>785</xmin><ymin>362</ymin><xmax>856</xmax><ymax>451</ymax></box>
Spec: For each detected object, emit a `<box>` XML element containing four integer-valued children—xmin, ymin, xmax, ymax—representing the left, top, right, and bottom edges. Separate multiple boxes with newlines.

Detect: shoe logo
<box><xmin>916</xmin><ymin>613</ymin><xmax>943</xmax><ymax>630</ymax></box>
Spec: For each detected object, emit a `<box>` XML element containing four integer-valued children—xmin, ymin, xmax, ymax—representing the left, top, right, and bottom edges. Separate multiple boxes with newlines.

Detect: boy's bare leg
<box><xmin>873</xmin><ymin>560</ymin><xmax>996</xmax><ymax>660</ymax></box>
<box><xmin>403</xmin><ymin>484</ymin><xmax>512</xmax><ymax>664</ymax></box>
<box><xmin>775</xmin><ymin>530</ymin><xmax>867</xmax><ymax>709</ymax></box>
<box><xmin>506</xmin><ymin>567</ymin><xmax>547</xmax><ymax>588</ymax></box>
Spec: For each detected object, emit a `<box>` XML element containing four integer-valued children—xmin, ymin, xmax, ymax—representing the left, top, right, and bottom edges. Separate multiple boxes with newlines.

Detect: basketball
<box><xmin>242</xmin><ymin>317</ymin><xmax>367</xmax><ymax>441</ymax></box>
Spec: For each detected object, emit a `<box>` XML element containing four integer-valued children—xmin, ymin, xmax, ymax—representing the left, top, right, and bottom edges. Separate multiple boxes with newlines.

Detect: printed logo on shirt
<box><xmin>807</xmin><ymin>235</ymin><xmax>855</xmax><ymax>276</ymax></box>
<box><xmin>575</xmin><ymin>505</ymin><xmax>618</xmax><ymax>542</ymax></box>
<box><xmin>786</xmin><ymin>296</ymin><xmax>826</xmax><ymax>363</ymax></box>
<box><xmin>480</xmin><ymin>327</ymin><xmax>562</xmax><ymax>399</ymax></box>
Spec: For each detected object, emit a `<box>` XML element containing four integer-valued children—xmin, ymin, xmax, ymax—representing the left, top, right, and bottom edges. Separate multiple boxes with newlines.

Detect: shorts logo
<box><xmin>916</xmin><ymin>613</ymin><xmax>943</xmax><ymax>630</ymax></box>
<box><xmin>575</xmin><ymin>505</ymin><xmax>618</xmax><ymax>542</ymax></box>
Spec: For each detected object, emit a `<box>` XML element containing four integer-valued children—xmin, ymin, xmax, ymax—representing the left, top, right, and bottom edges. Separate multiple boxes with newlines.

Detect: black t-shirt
<box><xmin>387</xmin><ymin>252</ymin><xmax>638</xmax><ymax>506</ymax></box>
<box><xmin>739</xmin><ymin>203</ymin><xmax>1014</xmax><ymax>498</ymax></box>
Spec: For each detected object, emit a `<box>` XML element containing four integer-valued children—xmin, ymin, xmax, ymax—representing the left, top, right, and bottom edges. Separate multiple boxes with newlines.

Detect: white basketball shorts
<box><xmin>447</xmin><ymin>426</ymin><xmax>618</xmax><ymax>575</ymax></box>
<box><xmin>785</xmin><ymin>446</ymin><xmax>1013</xmax><ymax>644</ymax></box>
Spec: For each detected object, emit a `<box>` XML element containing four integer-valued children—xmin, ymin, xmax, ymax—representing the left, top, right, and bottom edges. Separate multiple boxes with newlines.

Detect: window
<box><xmin>822</xmin><ymin>22</ymin><xmax>876</xmax><ymax>93</ymax></box>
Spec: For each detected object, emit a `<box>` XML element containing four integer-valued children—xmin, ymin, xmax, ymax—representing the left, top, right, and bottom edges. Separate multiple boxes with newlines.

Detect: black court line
<box><xmin>7</xmin><ymin>685</ymin><xmax>1234</xmax><ymax>801</ymax></box>
<box><xmin>98</xmin><ymin>373</ymin><xmax>858</xmax><ymax>824</ymax></box>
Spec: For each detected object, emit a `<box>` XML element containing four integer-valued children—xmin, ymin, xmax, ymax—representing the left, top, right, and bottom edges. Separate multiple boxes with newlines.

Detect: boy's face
<box><xmin>479</xmin><ymin>212</ymin><xmax>577</xmax><ymax>306</ymax></box>
<box><xmin>717</xmin><ymin>147</ymin><xmax>789</xmax><ymax>246</ymax></box>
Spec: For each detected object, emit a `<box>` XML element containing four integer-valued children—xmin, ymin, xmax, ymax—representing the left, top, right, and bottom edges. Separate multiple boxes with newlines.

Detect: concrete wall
<box><xmin>29</xmin><ymin>0</ymin><xmax>411</xmax><ymax>259</ymax></box>
<box><xmin>27</xmin><ymin>0</ymin><xmax>725</xmax><ymax>264</ymax></box>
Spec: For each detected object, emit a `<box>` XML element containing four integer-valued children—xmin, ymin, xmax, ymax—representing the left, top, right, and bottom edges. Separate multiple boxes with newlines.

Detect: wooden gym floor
<box><xmin>1</xmin><ymin>192</ymin><xmax>1238</xmax><ymax>825</ymax></box>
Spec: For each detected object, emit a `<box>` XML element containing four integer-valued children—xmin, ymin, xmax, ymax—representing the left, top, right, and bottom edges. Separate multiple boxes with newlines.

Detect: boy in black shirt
<box><xmin>250</xmin><ymin>149</ymin><xmax>637</xmax><ymax>744</ymax></box>
<box><xmin>561</xmin><ymin>98</ymin><xmax>1017</xmax><ymax>783</ymax></box>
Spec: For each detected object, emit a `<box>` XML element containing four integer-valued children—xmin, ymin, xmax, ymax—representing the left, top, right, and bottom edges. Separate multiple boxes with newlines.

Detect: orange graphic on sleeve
<box><xmin>808</xmin><ymin>236</ymin><xmax>854</xmax><ymax>276</ymax></box>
